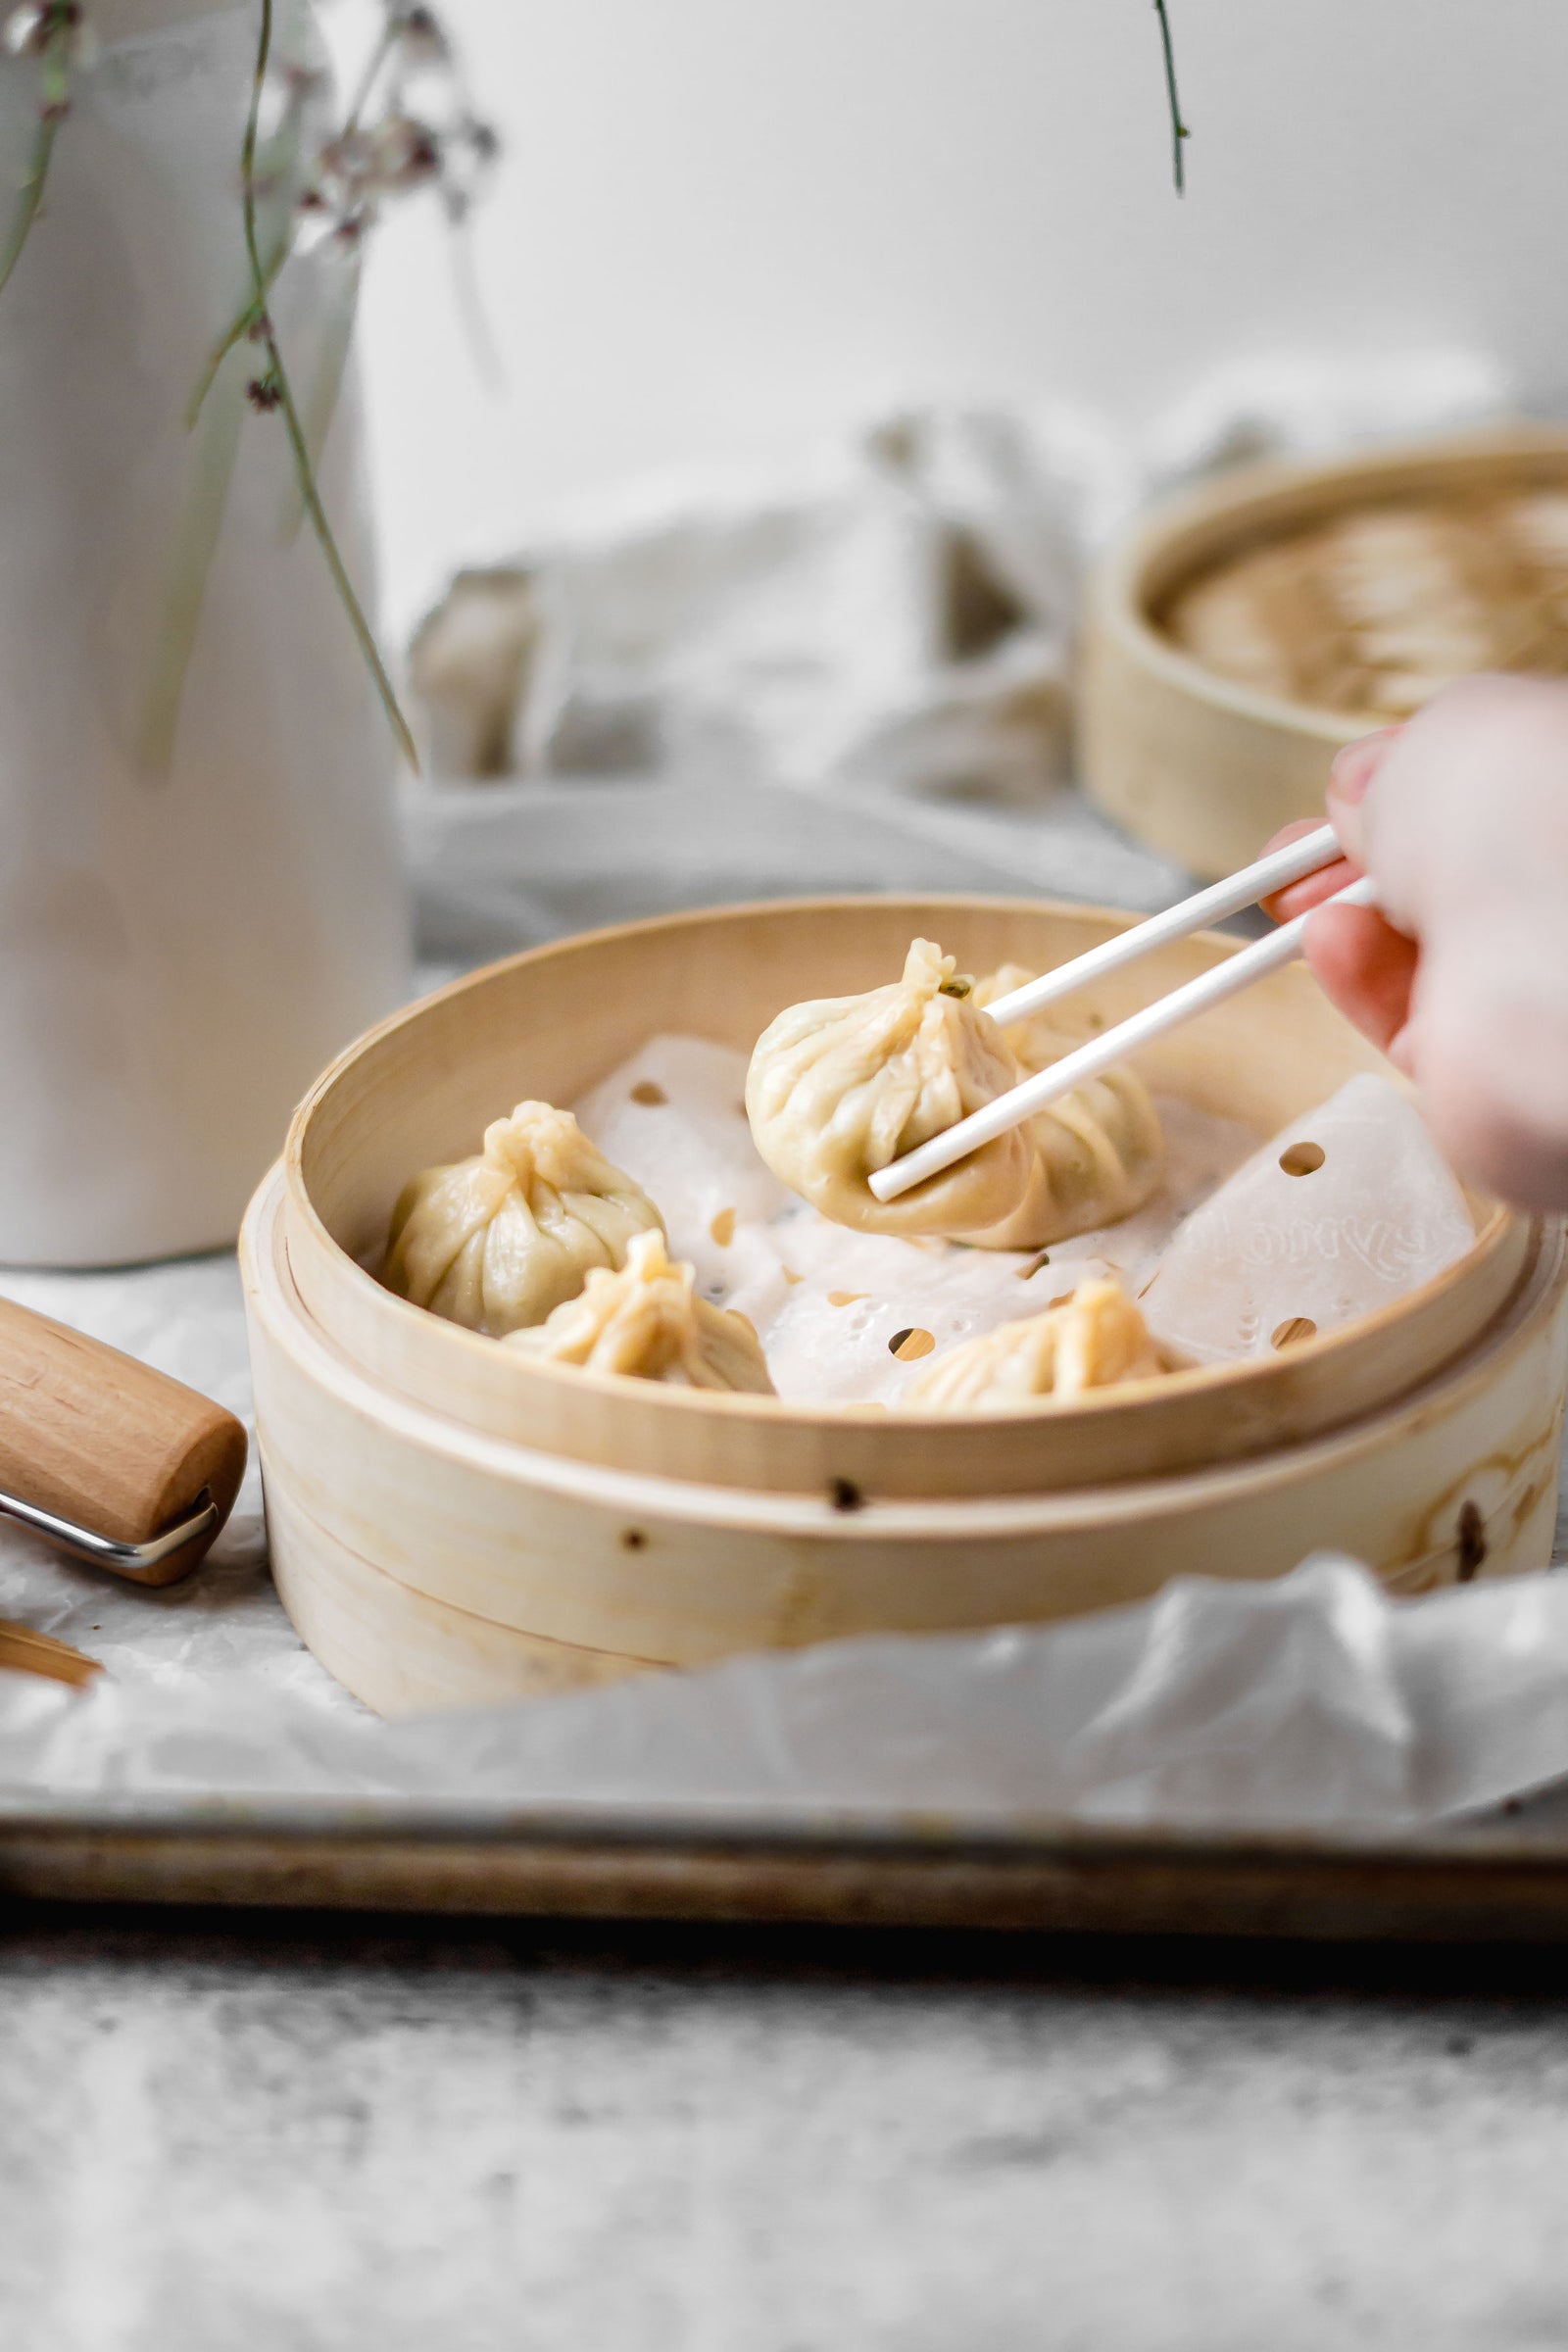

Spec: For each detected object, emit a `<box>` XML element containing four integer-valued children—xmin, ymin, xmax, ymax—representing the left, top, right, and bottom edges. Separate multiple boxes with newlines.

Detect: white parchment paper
<box><xmin>7</xmin><ymin>1552</ymin><xmax>1568</xmax><ymax>1833</ymax></box>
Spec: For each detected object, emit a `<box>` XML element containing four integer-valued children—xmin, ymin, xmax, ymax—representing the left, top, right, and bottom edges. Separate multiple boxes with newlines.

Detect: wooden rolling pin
<box><xmin>0</xmin><ymin>1297</ymin><xmax>247</xmax><ymax>1588</ymax></box>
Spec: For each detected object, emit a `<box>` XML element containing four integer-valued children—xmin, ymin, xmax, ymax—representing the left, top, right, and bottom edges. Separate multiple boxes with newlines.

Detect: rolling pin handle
<box><xmin>0</xmin><ymin>1292</ymin><xmax>247</xmax><ymax>1586</ymax></box>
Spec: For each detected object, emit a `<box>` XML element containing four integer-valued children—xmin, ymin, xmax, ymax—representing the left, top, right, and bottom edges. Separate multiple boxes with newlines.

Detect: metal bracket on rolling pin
<box><xmin>0</xmin><ymin>1485</ymin><xmax>217</xmax><ymax>1574</ymax></box>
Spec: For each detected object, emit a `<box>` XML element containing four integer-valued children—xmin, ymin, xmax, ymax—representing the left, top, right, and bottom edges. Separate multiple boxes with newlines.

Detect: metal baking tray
<box><xmin>5</xmin><ymin>1797</ymin><xmax>1568</xmax><ymax>1940</ymax></box>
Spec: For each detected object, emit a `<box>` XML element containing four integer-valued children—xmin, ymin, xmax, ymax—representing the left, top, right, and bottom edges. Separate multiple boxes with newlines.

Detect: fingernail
<box><xmin>1330</xmin><ymin>726</ymin><xmax>1399</xmax><ymax>805</ymax></box>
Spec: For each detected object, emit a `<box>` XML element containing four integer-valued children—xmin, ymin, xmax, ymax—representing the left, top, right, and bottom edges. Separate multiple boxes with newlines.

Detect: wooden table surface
<box><xmin>3</xmin><ymin>1906</ymin><xmax>1567</xmax><ymax>2351</ymax></box>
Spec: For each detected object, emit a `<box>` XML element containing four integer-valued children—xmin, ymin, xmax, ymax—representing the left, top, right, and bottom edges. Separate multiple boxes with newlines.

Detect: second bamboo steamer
<box><xmin>1080</xmin><ymin>427</ymin><xmax>1568</xmax><ymax>878</ymax></box>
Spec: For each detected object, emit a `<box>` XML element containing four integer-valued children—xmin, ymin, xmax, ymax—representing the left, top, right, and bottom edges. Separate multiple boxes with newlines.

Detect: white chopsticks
<box><xmin>868</xmin><ymin>826</ymin><xmax>1367</xmax><ymax>1206</ymax></box>
<box><xmin>977</xmin><ymin>822</ymin><xmax>1342</xmax><ymax>1028</ymax></box>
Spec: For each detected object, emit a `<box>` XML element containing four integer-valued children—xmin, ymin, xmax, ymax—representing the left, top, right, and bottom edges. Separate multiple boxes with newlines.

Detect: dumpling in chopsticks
<box><xmin>383</xmin><ymin>1102</ymin><xmax>662</xmax><ymax>1337</ymax></box>
<box><xmin>506</xmin><ymin>1229</ymin><xmax>775</xmax><ymax>1392</ymax></box>
<box><xmin>900</xmin><ymin>1277</ymin><xmax>1168</xmax><ymax>1411</ymax></box>
<box><xmin>966</xmin><ymin>964</ymin><xmax>1164</xmax><ymax>1247</ymax></box>
<box><xmin>745</xmin><ymin>938</ymin><xmax>1036</xmax><ymax>1239</ymax></box>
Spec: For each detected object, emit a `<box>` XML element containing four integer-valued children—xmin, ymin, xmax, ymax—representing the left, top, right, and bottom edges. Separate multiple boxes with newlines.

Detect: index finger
<box><xmin>1256</xmin><ymin>819</ymin><xmax>1360</xmax><ymax>924</ymax></box>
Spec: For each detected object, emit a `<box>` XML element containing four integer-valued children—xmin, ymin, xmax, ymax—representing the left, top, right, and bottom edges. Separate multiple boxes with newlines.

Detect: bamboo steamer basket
<box><xmin>241</xmin><ymin>896</ymin><xmax>1568</xmax><ymax>1716</ymax></box>
<box><xmin>1080</xmin><ymin>426</ymin><xmax>1568</xmax><ymax>880</ymax></box>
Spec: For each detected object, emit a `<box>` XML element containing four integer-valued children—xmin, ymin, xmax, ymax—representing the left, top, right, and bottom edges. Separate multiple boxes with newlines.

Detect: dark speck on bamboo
<box><xmin>1456</xmin><ymin>1499</ymin><xmax>1487</xmax><ymax>1582</ymax></box>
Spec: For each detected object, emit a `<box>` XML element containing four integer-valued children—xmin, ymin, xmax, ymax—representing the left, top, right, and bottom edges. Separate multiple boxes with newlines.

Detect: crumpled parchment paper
<box><xmin>8</xmin><ymin>1554</ymin><xmax>1568</xmax><ymax>1834</ymax></box>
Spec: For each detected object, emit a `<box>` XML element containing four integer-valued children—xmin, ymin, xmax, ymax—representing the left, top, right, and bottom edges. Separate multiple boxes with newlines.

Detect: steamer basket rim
<box><xmin>279</xmin><ymin>893</ymin><xmax>1520</xmax><ymax>1444</ymax></box>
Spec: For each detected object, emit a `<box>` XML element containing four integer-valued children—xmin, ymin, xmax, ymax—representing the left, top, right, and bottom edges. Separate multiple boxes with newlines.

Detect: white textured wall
<box><xmin>354</xmin><ymin>0</ymin><xmax>1568</xmax><ymax>625</ymax></box>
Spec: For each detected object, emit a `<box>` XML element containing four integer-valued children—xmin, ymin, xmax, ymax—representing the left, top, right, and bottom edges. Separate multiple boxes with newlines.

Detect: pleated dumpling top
<box><xmin>900</xmin><ymin>1277</ymin><xmax>1167</xmax><ymax>1411</ymax></box>
<box><xmin>745</xmin><ymin>939</ymin><xmax>1036</xmax><ymax>1240</ymax></box>
<box><xmin>383</xmin><ymin>1102</ymin><xmax>662</xmax><ymax>1338</ymax></box>
<box><xmin>506</xmin><ymin>1229</ymin><xmax>776</xmax><ymax>1393</ymax></box>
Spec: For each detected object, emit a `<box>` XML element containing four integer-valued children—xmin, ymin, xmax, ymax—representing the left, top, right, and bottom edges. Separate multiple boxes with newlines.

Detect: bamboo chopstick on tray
<box><xmin>0</xmin><ymin>1620</ymin><xmax>101</xmax><ymax>1689</ymax></box>
<box><xmin>869</xmin><ymin>825</ymin><xmax>1369</xmax><ymax>1206</ymax></box>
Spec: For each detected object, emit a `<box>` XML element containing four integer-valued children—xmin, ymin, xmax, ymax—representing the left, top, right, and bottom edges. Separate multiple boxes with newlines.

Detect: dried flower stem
<box><xmin>186</xmin><ymin>234</ymin><xmax>287</xmax><ymax>428</ymax></box>
<box><xmin>342</xmin><ymin>14</ymin><xmax>397</xmax><ymax>135</ymax></box>
<box><xmin>280</xmin><ymin>242</ymin><xmax>361</xmax><ymax>542</ymax></box>
<box><xmin>1153</xmin><ymin>0</ymin><xmax>1190</xmax><ymax>195</ymax></box>
<box><xmin>0</xmin><ymin>9</ymin><xmax>72</xmax><ymax>298</ymax></box>
<box><xmin>0</xmin><ymin>101</ymin><xmax>60</xmax><ymax>294</ymax></box>
<box><xmin>186</xmin><ymin>239</ymin><xmax>288</xmax><ymax>429</ymax></box>
<box><xmin>243</xmin><ymin>0</ymin><xmax>416</xmax><ymax>767</ymax></box>
<box><xmin>134</xmin><ymin>360</ymin><xmax>247</xmax><ymax>776</ymax></box>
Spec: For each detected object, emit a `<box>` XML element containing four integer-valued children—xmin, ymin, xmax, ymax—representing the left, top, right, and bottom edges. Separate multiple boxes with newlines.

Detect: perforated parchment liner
<box><xmin>574</xmin><ymin>1038</ymin><xmax>1476</xmax><ymax>1403</ymax></box>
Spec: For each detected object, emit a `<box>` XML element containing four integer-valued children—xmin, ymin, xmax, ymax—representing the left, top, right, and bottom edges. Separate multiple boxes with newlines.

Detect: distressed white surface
<box><xmin>5</xmin><ymin>1916</ymin><xmax>1568</xmax><ymax>2352</ymax></box>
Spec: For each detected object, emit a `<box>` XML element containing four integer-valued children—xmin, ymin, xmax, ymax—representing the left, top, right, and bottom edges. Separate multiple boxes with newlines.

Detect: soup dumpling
<box><xmin>383</xmin><ymin>1102</ymin><xmax>662</xmax><ymax>1337</ymax></box>
<box><xmin>965</xmin><ymin>963</ymin><xmax>1164</xmax><ymax>1247</ymax></box>
<box><xmin>900</xmin><ymin>1277</ymin><xmax>1167</xmax><ymax>1411</ymax></box>
<box><xmin>506</xmin><ymin>1229</ymin><xmax>775</xmax><ymax>1392</ymax></box>
<box><xmin>745</xmin><ymin>939</ymin><xmax>1035</xmax><ymax>1240</ymax></box>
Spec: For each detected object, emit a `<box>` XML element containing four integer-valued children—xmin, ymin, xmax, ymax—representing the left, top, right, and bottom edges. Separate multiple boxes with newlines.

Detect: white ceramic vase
<box><xmin>0</xmin><ymin>0</ymin><xmax>410</xmax><ymax>1265</ymax></box>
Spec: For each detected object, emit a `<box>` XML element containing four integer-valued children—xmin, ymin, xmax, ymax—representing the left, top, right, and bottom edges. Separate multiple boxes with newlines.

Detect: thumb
<box><xmin>1324</xmin><ymin>726</ymin><xmax>1400</xmax><ymax>866</ymax></box>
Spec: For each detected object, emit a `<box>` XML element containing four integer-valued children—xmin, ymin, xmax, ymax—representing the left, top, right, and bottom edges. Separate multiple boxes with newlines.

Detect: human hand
<box><xmin>1259</xmin><ymin>674</ymin><xmax>1568</xmax><ymax>1211</ymax></box>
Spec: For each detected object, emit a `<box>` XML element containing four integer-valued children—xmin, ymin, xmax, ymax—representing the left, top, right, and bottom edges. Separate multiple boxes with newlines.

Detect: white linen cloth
<box><xmin>401</xmin><ymin>344</ymin><xmax>1532</xmax><ymax>966</ymax></box>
